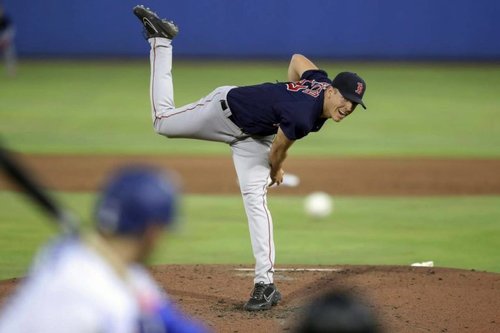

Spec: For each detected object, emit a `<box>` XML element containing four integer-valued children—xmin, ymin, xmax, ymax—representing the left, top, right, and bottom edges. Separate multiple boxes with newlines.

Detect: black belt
<box><xmin>220</xmin><ymin>99</ymin><xmax>228</xmax><ymax>111</ymax></box>
<box><xmin>220</xmin><ymin>100</ymin><xmax>238</xmax><ymax>126</ymax></box>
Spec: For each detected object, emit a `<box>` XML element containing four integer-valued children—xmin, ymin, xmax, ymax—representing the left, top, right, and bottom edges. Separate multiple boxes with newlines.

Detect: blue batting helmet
<box><xmin>95</xmin><ymin>166</ymin><xmax>178</xmax><ymax>236</ymax></box>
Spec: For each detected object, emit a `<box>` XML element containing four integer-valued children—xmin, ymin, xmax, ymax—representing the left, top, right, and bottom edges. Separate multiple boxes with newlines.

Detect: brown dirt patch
<box><xmin>1</xmin><ymin>154</ymin><xmax>500</xmax><ymax>332</ymax></box>
<box><xmin>1</xmin><ymin>154</ymin><xmax>500</xmax><ymax>195</ymax></box>
<box><xmin>1</xmin><ymin>265</ymin><xmax>499</xmax><ymax>332</ymax></box>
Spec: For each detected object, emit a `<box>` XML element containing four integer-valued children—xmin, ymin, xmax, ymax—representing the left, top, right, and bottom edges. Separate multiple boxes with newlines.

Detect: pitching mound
<box><xmin>2</xmin><ymin>265</ymin><xmax>499</xmax><ymax>332</ymax></box>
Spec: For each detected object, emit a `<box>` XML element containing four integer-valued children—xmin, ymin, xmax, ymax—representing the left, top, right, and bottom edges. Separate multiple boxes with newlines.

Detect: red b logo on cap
<box><xmin>355</xmin><ymin>82</ymin><xmax>364</xmax><ymax>95</ymax></box>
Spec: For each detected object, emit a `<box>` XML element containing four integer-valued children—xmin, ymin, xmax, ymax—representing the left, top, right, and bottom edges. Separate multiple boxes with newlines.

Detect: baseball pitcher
<box><xmin>133</xmin><ymin>5</ymin><xmax>367</xmax><ymax>311</ymax></box>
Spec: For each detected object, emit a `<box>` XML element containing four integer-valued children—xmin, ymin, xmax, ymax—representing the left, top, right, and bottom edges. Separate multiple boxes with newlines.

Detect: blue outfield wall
<box><xmin>3</xmin><ymin>0</ymin><xmax>500</xmax><ymax>59</ymax></box>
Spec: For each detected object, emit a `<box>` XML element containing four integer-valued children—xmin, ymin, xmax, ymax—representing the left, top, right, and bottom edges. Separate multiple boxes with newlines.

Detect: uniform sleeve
<box><xmin>277</xmin><ymin>102</ymin><xmax>312</xmax><ymax>140</ymax></box>
<box><xmin>130</xmin><ymin>266</ymin><xmax>210</xmax><ymax>333</ymax></box>
<box><xmin>154</xmin><ymin>302</ymin><xmax>210</xmax><ymax>333</ymax></box>
<box><xmin>301</xmin><ymin>69</ymin><xmax>331</xmax><ymax>83</ymax></box>
<box><xmin>280</xmin><ymin>119</ymin><xmax>309</xmax><ymax>140</ymax></box>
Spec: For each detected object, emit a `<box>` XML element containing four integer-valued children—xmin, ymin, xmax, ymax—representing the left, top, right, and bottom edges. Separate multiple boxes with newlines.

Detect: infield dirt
<box><xmin>1</xmin><ymin>154</ymin><xmax>500</xmax><ymax>195</ymax></box>
<box><xmin>1</xmin><ymin>154</ymin><xmax>499</xmax><ymax>332</ymax></box>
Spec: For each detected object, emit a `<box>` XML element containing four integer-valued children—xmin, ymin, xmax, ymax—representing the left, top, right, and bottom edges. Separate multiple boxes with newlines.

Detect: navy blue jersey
<box><xmin>227</xmin><ymin>70</ymin><xmax>331</xmax><ymax>140</ymax></box>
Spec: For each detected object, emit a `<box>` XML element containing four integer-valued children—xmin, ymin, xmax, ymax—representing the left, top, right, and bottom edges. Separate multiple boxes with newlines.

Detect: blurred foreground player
<box><xmin>0</xmin><ymin>4</ymin><xmax>16</xmax><ymax>77</ymax></box>
<box><xmin>0</xmin><ymin>166</ymin><xmax>209</xmax><ymax>333</ymax></box>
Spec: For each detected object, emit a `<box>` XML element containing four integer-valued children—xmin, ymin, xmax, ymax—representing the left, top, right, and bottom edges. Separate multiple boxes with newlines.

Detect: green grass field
<box><xmin>1</xmin><ymin>60</ymin><xmax>499</xmax><ymax>279</ymax></box>
<box><xmin>1</xmin><ymin>192</ymin><xmax>499</xmax><ymax>279</ymax></box>
<box><xmin>1</xmin><ymin>60</ymin><xmax>499</xmax><ymax>156</ymax></box>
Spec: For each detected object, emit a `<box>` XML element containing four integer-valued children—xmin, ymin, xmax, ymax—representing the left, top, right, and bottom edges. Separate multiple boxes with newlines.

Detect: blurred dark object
<box><xmin>294</xmin><ymin>289</ymin><xmax>383</xmax><ymax>333</ymax></box>
<box><xmin>0</xmin><ymin>3</ymin><xmax>17</xmax><ymax>77</ymax></box>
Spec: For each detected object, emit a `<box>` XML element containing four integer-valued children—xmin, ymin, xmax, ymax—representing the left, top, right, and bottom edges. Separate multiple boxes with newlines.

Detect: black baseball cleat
<box><xmin>133</xmin><ymin>5</ymin><xmax>179</xmax><ymax>40</ymax></box>
<box><xmin>244</xmin><ymin>282</ymin><xmax>282</xmax><ymax>311</ymax></box>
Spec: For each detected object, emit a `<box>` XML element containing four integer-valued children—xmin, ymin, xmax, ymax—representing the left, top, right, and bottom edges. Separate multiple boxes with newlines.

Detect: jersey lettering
<box><xmin>286</xmin><ymin>79</ymin><xmax>329</xmax><ymax>98</ymax></box>
<box><xmin>286</xmin><ymin>81</ymin><xmax>309</xmax><ymax>92</ymax></box>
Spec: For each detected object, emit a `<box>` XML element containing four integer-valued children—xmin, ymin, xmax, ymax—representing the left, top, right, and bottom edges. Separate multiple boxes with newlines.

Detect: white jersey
<box><xmin>0</xmin><ymin>236</ymin><xmax>167</xmax><ymax>333</ymax></box>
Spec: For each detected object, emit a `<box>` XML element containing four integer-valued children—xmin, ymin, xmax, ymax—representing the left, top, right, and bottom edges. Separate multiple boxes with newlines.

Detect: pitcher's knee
<box><xmin>153</xmin><ymin>119</ymin><xmax>169</xmax><ymax>136</ymax></box>
<box><xmin>152</xmin><ymin>120</ymin><xmax>178</xmax><ymax>139</ymax></box>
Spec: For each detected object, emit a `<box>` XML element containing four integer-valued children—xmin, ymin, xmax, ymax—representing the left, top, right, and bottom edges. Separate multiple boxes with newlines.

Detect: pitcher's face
<box><xmin>323</xmin><ymin>87</ymin><xmax>357</xmax><ymax>122</ymax></box>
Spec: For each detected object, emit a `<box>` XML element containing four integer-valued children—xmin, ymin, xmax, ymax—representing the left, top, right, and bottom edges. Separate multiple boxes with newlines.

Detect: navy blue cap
<box><xmin>331</xmin><ymin>72</ymin><xmax>367</xmax><ymax>109</ymax></box>
<box><xmin>95</xmin><ymin>166</ymin><xmax>178</xmax><ymax>236</ymax></box>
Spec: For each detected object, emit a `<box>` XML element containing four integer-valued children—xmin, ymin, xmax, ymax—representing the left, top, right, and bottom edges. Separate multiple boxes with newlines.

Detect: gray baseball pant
<box><xmin>149</xmin><ymin>38</ymin><xmax>276</xmax><ymax>284</ymax></box>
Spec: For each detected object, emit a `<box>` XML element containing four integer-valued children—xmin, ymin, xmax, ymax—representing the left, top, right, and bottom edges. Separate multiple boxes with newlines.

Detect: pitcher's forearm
<box><xmin>287</xmin><ymin>54</ymin><xmax>319</xmax><ymax>81</ymax></box>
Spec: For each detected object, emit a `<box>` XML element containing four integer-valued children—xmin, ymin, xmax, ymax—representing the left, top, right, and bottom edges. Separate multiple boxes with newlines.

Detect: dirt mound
<box><xmin>1</xmin><ymin>265</ymin><xmax>499</xmax><ymax>332</ymax></box>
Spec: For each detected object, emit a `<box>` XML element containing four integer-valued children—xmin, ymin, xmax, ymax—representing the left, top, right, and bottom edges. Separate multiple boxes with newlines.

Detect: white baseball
<box><xmin>304</xmin><ymin>192</ymin><xmax>333</xmax><ymax>218</ymax></box>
